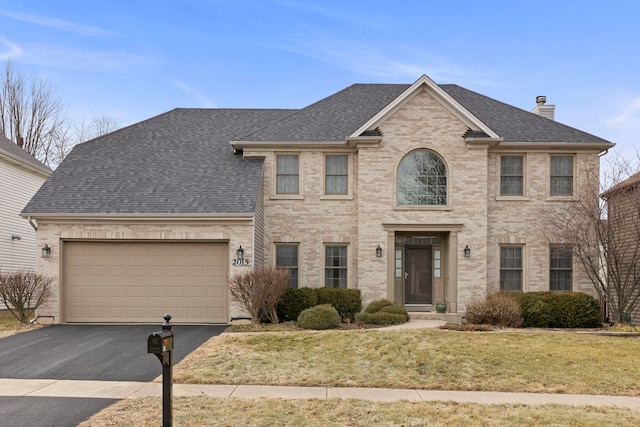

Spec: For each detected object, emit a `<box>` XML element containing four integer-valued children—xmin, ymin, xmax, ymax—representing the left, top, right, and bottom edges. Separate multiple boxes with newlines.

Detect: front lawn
<box><xmin>173</xmin><ymin>328</ymin><xmax>640</xmax><ymax>396</ymax></box>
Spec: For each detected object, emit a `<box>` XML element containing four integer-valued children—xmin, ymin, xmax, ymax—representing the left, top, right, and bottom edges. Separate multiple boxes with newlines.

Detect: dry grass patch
<box><xmin>173</xmin><ymin>329</ymin><xmax>640</xmax><ymax>396</ymax></box>
<box><xmin>81</xmin><ymin>396</ymin><xmax>640</xmax><ymax>427</ymax></box>
<box><xmin>0</xmin><ymin>309</ymin><xmax>42</xmax><ymax>338</ymax></box>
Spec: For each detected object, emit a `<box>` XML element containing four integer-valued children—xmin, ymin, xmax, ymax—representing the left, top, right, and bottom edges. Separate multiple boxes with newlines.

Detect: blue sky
<box><xmin>1</xmin><ymin>0</ymin><xmax>638</xmax><ymax>158</ymax></box>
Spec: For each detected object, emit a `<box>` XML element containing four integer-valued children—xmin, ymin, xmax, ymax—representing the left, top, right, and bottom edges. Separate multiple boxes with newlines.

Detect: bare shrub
<box><xmin>229</xmin><ymin>266</ymin><xmax>290</xmax><ymax>324</ymax></box>
<box><xmin>0</xmin><ymin>270</ymin><xmax>52</xmax><ymax>324</ymax></box>
<box><xmin>465</xmin><ymin>293</ymin><xmax>523</xmax><ymax>327</ymax></box>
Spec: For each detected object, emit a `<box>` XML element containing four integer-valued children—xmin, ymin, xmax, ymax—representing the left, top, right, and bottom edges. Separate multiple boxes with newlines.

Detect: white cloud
<box><xmin>175</xmin><ymin>80</ymin><xmax>217</xmax><ymax>108</ymax></box>
<box><xmin>0</xmin><ymin>10</ymin><xmax>118</xmax><ymax>37</ymax></box>
<box><xmin>0</xmin><ymin>37</ymin><xmax>22</xmax><ymax>59</ymax></box>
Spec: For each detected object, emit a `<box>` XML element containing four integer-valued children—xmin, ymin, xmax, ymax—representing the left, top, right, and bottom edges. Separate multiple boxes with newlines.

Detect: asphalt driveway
<box><xmin>0</xmin><ymin>323</ymin><xmax>226</xmax><ymax>426</ymax></box>
<box><xmin>0</xmin><ymin>324</ymin><xmax>226</xmax><ymax>381</ymax></box>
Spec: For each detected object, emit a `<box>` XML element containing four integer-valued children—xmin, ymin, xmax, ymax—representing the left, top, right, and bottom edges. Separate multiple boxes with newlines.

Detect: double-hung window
<box><xmin>550</xmin><ymin>155</ymin><xmax>573</xmax><ymax>196</ymax></box>
<box><xmin>325</xmin><ymin>245</ymin><xmax>347</xmax><ymax>288</ymax></box>
<box><xmin>550</xmin><ymin>246</ymin><xmax>572</xmax><ymax>291</ymax></box>
<box><xmin>500</xmin><ymin>155</ymin><xmax>524</xmax><ymax>196</ymax></box>
<box><xmin>325</xmin><ymin>154</ymin><xmax>348</xmax><ymax>195</ymax></box>
<box><xmin>276</xmin><ymin>244</ymin><xmax>298</xmax><ymax>288</ymax></box>
<box><xmin>500</xmin><ymin>246</ymin><xmax>523</xmax><ymax>291</ymax></box>
<box><xmin>276</xmin><ymin>154</ymin><xmax>299</xmax><ymax>194</ymax></box>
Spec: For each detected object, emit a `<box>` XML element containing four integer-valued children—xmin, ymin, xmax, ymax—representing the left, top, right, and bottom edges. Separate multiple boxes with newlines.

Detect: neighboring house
<box><xmin>21</xmin><ymin>75</ymin><xmax>614</xmax><ymax>324</ymax></box>
<box><xmin>601</xmin><ymin>172</ymin><xmax>640</xmax><ymax>322</ymax></box>
<box><xmin>0</xmin><ymin>135</ymin><xmax>51</xmax><ymax>272</ymax></box>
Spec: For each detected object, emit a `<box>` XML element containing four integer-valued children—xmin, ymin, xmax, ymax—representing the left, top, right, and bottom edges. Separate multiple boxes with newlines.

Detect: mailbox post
<box><xmin>147</xmin><ymin>313</ymin><xmax>174</xmax><ymax>427</ymax></box>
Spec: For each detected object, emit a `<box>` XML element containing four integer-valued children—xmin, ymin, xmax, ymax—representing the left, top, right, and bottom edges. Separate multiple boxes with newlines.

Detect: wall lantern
<box><xmin>42</xmin><ymin>244</ymin><xmax>52</xmax><ymax>258</ymax></box>
<box><xmin>376</xmin><ymin>244</ymin><xmax>382</xmax><ymax>258</ymax></box>
<box><xmin>464</xmin><ymin>245</ymin><xmax>471</xmax><ymax>258</ymax></box>
<box><xmin>236</xmin><ymin>245</ymin><xmax>244</xmax><ymax>261</ymax></box>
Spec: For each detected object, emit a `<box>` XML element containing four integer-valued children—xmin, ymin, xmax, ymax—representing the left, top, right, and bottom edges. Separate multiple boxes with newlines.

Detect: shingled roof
<box><xmin>22</xmin><ymin>109</ymin><xmax>295</xmax><ymax>215</ymax></box>
<box><xmin>0</xmin><ymin>134</ymin><xmax>51</xmax><ymax>174</ymax></box>
<box><xmin>22</xmin><ymin>79</ymin><xmax>613</xmax><ymax>217</ymax></box>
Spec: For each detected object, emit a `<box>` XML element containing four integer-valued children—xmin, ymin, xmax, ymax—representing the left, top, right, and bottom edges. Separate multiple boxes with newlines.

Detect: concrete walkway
<box><xmin>2</xmin><ymin>378</ymin><xmax>640</xmax><ymax>408</ymax></box>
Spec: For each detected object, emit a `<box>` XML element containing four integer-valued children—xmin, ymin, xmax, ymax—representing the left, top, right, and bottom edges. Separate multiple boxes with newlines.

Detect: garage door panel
<box><xmin>64</xmin><ymin>242</ymin><xmax>228</xmax><ymax>323</ymax></box>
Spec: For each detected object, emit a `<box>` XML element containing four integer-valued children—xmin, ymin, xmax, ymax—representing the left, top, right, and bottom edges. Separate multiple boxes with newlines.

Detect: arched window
<box><xmin>397</xmin><ymin>150</ymin><xmax>447</xmax><ymax>205</ymax></box>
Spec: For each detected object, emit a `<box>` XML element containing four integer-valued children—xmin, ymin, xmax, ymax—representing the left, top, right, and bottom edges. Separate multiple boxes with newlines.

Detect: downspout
<box><xmin>27</xmin><ymin>216</ymin><xmax>38</xmax><ymax>231</ymax></box>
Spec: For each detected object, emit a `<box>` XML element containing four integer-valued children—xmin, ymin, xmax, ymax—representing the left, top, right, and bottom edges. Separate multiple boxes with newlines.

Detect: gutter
<box><xmin>27</xmin><ymin>216</ymin><xmax>38</xmax><ymax>231</ymax></box>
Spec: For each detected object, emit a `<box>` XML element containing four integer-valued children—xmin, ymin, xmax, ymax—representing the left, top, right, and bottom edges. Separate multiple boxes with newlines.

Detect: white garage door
<box><xmin>63</xmin><ymin>241</ymin><xmax>228</xmax><ymax>323</ymax></box>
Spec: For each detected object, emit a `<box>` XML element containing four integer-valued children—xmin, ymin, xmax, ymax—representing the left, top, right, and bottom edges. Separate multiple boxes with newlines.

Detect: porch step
<box><xmin>407</xmin><ymin>312</ymin><xmax>463</xmax><ymax>323</ymax></box>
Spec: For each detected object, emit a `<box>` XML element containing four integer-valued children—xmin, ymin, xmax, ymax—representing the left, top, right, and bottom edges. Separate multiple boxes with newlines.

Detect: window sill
<box><xmin>320</xmin><ymin>195</ymin><xmax>354</xmax><ymax>201</ymax></box>
<box><xmin>545</xmin><ymin>195</ymin><xmax>576</xmax><ymax>202</ymax></box>
<box><xmin>394</xmin><ymin>205</ymin><xmax>453</xmax><ymax>211</ymax></box>
<box><xmin>495</xmin><ymin>196</ymin><xmax>530</xmax><ymax>201</ymax></box>
<box><xmin>270</xmin><ymin>195</ymin><xmax>304</xmax><ymax>200</ymax></box>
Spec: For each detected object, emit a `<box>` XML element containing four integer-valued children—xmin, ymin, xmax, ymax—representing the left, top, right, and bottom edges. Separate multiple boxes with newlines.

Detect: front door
<box><xmin>404</xmin><ymin>246</ymin><xmax>432</xmax><ymax>305</ymax></box>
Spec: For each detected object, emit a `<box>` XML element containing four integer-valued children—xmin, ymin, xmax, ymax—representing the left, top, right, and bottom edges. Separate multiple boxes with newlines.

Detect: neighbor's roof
<box><xmin>21</xmin><ymin>109</ymin><xmax>295</xmax><ymax>215</ymax></box>
<box><xmin>22</xmin><ymin>80</ymin><xmax>613</xmax><ymax>216</ymax></box>
<box><xmin>0</xmin><ymin>134</ymin><xmax>51</xmax><ymax>175</ymax></box>
<box><xmin>601</xmin><ymin>172</ymin><xmax>640</xmax><ymax>199</ymax></box>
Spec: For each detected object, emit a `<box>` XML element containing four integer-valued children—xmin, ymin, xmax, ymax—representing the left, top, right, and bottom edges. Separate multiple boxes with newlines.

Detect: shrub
<box><xmin>297</xmin><ymin>304</ymin><xmax>341</xmax><ymax>330</ymax></box>
<box><xmin>315</xmin><ymin>288</ymin><xmax>362</xmax><ymax>322</ymax></box>
<box><xmin>380</xmin><ymin>305</ymin><xmax>410</xmax><ymax>322</ymax></box>
<box><xmin>0</xmin><ymin>270</ymin><xmax>52</xmax><ymax>324</ymax></box>
<box><xmin>517</xmin><ymin>292</ymin><xmax>602</xmax><ymax>328</ymax></box>
<box><xmin>464</xmin><ymin>293</ymin><xmax>523</xmax><ymax>327</ymax></box>
<box><xmin>355</xmin><ymin>299</ymin><xmax>409</xmax><ymax>325</ymax></box>
<box><xmin>229</xmin><ymin>266</ymin><xmax>289</xmax><ymax>324</ymax></box>
<box><xmin>355</xmin><ymin>311</ymin><xmax>407</xmax><ymax>325</ymax></box>
<box><xmin>364</xmin><ymin>299</ymin><xmax>395</xmax><ymax>314</ymax></box>
<box><xmin>555</xmin><ymin>293</ymin><xmax>602</xmax><ymax>328</ymax></box>
<box><xmin>276</xmin><ymin>287</ymin><xmax>318</xmax><ymax>322</ymax></box>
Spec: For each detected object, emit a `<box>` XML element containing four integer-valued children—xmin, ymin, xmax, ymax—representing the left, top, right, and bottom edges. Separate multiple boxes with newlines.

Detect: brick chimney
<box><xmin>531</xmin><ymin>95</ymin><xmax>555</xmax><ymax>120</ymax></box>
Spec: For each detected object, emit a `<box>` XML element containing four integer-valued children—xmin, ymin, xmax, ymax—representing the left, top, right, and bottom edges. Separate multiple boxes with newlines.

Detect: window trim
<box><xmin>322</xmin><ymin>153</ymin><xmax>353</xmax><ymax>199</ymax></box>
<box><xmin>549</xmin><ymin>245</ymin><xmax>573</xmax><ymax>292</ymax></box>
<box><xmin>273</xmin><ymin>152</ymin><xmax>304</xmax><ymax>199</ymax></box>
<box><xmin>549</xmin><ymin>154</ymin><xmax>575</xmax><ymax>197</ymax></box>
<box><xmin>275</xmin><ymin>243</ymin><xmax>299</xmax><ymax>289</ymax></box>
<box><xmin>324</xmin><ymin>244</ymin><xmax>348</xmax><ymax>289</ymax></box>
<box><xmin>396</xmin><ymin>149</ymin><xmax>448</xmax><ymax>207</ymax></box>
<box><xmin>496</xmin><ymin>154</ymin><xmax>529</xmax><ymax>200</ymax></box>
<box><xmin>499</xmin><ymin>245</ymin><xmax>524</xmax><ymax>291</ymax></box>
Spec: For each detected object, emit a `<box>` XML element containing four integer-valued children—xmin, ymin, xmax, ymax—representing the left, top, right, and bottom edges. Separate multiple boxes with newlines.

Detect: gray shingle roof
<box><xmin>440</xmin><ymin>85</ymin><xmax>611</xmax><ymax>144</ymax></box>
<box><xmin>22</xmin><ymin>80</ymin><xmax>613</xmax><ymax>217</ymax></box>
<box><xmin>237</xmin><ymin>84</ymin><xmax>409</xmax><ymax>141</ymax></box>
<box><xmin>0</xmin><ymin>134</ymin><xmax>51</xmax><ymax>173</ymax></box>
<box><xmin>22</xmin><ymin>109</ymin><xmax>295</xmax><ymax>215</ymax></box>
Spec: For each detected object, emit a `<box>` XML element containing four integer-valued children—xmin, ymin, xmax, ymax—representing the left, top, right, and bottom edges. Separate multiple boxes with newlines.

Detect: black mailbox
<box><xmin>148</xmin><ymin>330</ymin><xmax>174</xmax><ymax>354</ymax></box>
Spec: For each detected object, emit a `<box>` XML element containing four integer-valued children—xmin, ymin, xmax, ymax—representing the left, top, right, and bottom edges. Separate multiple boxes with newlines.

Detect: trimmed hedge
<box><xmin>276</xmin><ymin>287</ymin><xmax>318</xmax><ymax>322</ymax></box>
<box><xmin>355</xmin><ymin>299</ymin><xmax>409</xmax><ymax>325</ymax></box>
<box><xmin>508</xmin><ymin>292</ymin><xmax>602</xmax><ymax>328</ymax></box>
<box><xmin>276</xmin><ymin>287</ymin><xmax>361</xmax><ymax>323</ymax></box>
<box><xmin>297</xmin><ymin>304</ymin><xmax>341</xmax><ymax>330</ymax></box>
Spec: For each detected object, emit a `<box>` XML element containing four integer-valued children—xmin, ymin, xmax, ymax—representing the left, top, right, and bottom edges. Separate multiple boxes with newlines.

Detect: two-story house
<box><xmin>21</xmin><ymin>75</ymin><xmax>613</xmax><ymax>324</ymax></box>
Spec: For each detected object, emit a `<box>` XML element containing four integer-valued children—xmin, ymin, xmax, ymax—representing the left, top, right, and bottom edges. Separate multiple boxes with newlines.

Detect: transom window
<box><xmin>325</xmin><ymin>154</ymin><xmax>348</xmax><ymax>195</ymax></box>
<box><xmin>500</xmin><ymin>246</ymin><xmax>523</xmax><ymax>291</ymax></box>
<box><xmin>325</xmin><ymin>245</ymin><xmax>347</xmax><ymax>288</ymax></box>
<box><xmin>550</xmin><ymin>155</ymin><xmax>573</xmax><ymax>196</ymax></box>
<box><xmin>550</xmin><ymin>246</ymin><xmax>572</xmax><ymax>291</ymax></box>
<box><xmin>397</xmin><ymin>150</ymin><xmax>447</xmax><ymax>205</ymax></box>
<box><xmin>500</xmin><ymin>155</ymin><xmax>524</xmax><ymax>196</ymax></box>
<box><xmin>276</xmin><ymin>154</ymin><xmax>299</xmax><ymax>194</ymax></box>
<box><xmin>276</xmin><ymin>244</ymin><xmax>299</xmax><ymax>288</ymax></box>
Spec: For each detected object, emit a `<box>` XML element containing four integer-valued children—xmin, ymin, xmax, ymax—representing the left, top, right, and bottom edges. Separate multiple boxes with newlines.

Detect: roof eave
<box><xmin>20</xmin><ymin>212</ymin><xmax>256</xmax><ymax>222</ymax></box>
<box><xmin>493</xmin><ymin>141</ymin><xmax>615</xmax><ymax>152</ymax></box>
<box><xmin>0</xmin><ymin>151</ymin><xmax>52</xmax><ymax>177</ymax></box>
<box><xmin>231</xmin><ymin>140</ymin><xmax>347</xmax><ymax>150</ymax></box>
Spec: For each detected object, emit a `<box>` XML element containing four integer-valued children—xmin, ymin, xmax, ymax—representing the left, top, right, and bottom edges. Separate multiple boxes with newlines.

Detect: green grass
<box><xmin>173</xmin><ymin>328</ymin><xmax>640</xmax><ymax>396</ymax></box>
